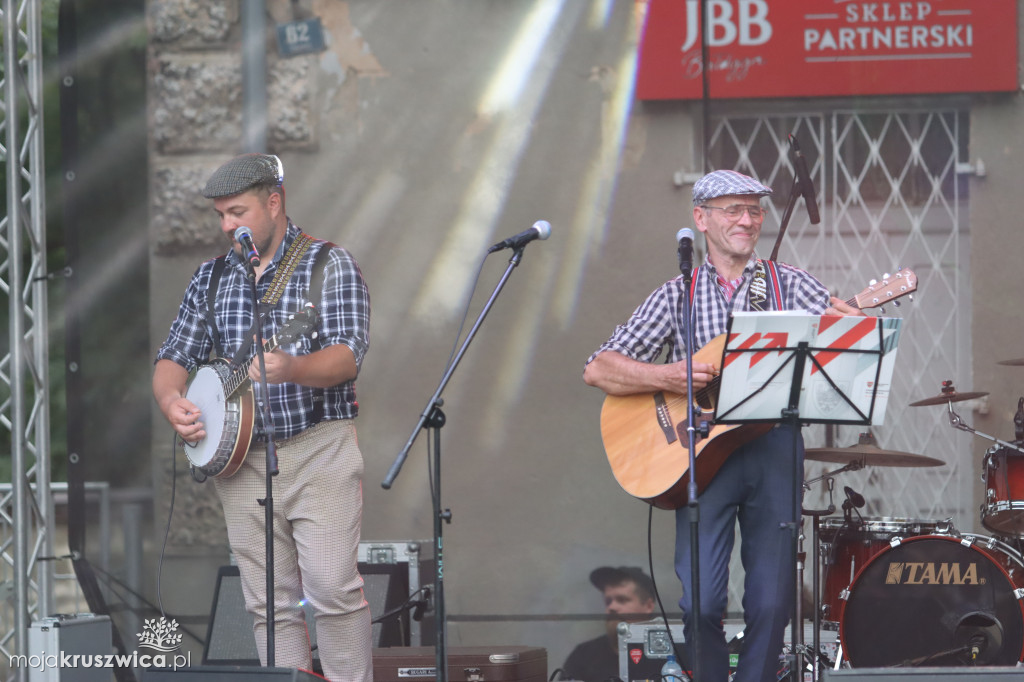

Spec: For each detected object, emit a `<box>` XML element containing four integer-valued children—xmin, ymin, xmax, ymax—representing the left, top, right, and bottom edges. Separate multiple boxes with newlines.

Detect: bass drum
<box><xmin>819</xmin><ymin>516</ymin><xmax>944</xmax><ymax>623</ymax></box>
<box><xmin>839</xmin><ymin>533</ymin><xmax>1024</xmax><ymax>667</ymax></box>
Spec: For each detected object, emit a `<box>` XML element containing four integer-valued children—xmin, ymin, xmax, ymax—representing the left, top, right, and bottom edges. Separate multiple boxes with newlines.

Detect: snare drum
<box><xmin>839</xmin><ymin>533</ymin><xmax>1024</xmax><ymax>667</ymax></box>
<box><xmin>818</xmin><ymin>516</ymin><xmax>946</xmax><ymax>622</ymax></box>
<box><xmin>982</xmin><ymin>445</ymin><xmax>1024</xmax><ymax>535</ymax></box>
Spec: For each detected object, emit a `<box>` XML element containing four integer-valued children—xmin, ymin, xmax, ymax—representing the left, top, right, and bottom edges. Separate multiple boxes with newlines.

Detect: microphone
<box><xmin>234</xmin><ymin>226</ymin><xmax>260</xmax><ymax>267</ymax></box>
<box><xmin>487</xmin><ymin>220</ymin><xmax>552</xmax><ymax>253</ymax></box>
<box><xmin>676</xmin><ymin>228</ymin><xmax>695</xmax><ymax>274</ymax></box>
<box><xmin>789</xmin><ymin>135</ymin><xmax>821</xmax><ymax>225</ymax></box>
<box><xmin>844</xmin><ymin>486</ymin><xmax>866</xmax><ymax>509</ymax></box>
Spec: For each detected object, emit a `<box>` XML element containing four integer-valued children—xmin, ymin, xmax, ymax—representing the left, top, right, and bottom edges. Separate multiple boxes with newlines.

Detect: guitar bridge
<box><xmin>653</xmin><ymin>392</ymin><xmax>678</xmax><ymax>445</ymax></box>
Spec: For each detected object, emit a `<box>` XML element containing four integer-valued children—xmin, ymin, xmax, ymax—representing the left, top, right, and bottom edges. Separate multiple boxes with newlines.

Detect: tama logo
<box><xmin>885</xmin><ymin>562</ymin><xmax>982</xmax><ymax>585</ymax></box>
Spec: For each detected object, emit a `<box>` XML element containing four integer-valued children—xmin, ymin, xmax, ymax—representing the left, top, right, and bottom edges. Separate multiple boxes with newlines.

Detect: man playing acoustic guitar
<box><xmin>583</xmin><ymin>170</ymin><xmax>862</xmax><ymax>682</ymax></box>
<box><xmin>153</xmin><ymin>153</ymin><xmax>372</xmax><ymax>681</ymax></box>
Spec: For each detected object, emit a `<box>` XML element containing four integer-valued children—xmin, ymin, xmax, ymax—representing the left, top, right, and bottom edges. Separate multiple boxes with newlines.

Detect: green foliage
<box><xmin>1</xmin><ymin>0</ymin><xmax>149</xmax><ymax>487</ymax></box>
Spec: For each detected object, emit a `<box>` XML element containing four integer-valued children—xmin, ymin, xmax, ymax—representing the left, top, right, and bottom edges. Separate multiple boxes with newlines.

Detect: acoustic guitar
<box><xmin>600</xmin><ymin>270</ymin><xmax>917</xmax><ymax>509</ymax></box>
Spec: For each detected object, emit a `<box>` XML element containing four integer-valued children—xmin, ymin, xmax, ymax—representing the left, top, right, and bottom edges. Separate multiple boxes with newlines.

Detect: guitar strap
<box><xmin>749</xmin><ymin>259</ymin><xmax>784</xmax><ymax>311</ymax></box>
<box><xmin>687</xmin><ymin>258</ymin><xmax>784</xmax><ymax>311</ymax></box>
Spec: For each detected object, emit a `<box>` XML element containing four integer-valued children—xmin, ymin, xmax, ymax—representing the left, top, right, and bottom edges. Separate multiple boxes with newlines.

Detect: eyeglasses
<box><xmin>701</xmin><ymin>204</ymin><xmax>765</xmax><ymax>220</ymax></box>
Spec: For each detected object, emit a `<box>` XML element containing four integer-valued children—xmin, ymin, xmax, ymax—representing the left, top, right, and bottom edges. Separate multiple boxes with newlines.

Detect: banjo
<box><xmin>182</xmin><ymin>306</ymin><xmax>319</xmax><ymax>478</ymax></box>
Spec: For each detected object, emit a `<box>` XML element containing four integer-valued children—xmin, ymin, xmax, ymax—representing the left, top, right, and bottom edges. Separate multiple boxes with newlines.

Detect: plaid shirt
<box><xmin>156</xmin><ymin>222</ymin><xmax>371</xmax><ymax>441</ymax></box>
<box><xmin>588</xmin><ymin>254</ymin><xmax>829</xmax><ymax>365</ymax></box>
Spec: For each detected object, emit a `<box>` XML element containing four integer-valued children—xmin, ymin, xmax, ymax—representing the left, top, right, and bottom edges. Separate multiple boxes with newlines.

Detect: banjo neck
<box><xmin>223</xmin><ymin>333</ymin><xmax>286</xmax><ymax>400</ymax></box>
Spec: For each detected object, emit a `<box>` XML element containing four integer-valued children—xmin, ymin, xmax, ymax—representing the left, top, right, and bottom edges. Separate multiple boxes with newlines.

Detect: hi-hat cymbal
<box><xmin>909</xmin><ymin>390</ymin><xmax>988</xmax><ymax>407</ymax></box>
<box><xmin>806</xmin><ymin>432</ymin><xmax>944</xmax><ymax>467</ymax></box>
<box><xmin>997</xmin><ymin>357</ymin><xmax>1024</xmax><ymax>366</ymax></box>
<box><xmin>806</xmin><ymin>444</ymin><xmax>944</xmax><ymax>467</ymax></box>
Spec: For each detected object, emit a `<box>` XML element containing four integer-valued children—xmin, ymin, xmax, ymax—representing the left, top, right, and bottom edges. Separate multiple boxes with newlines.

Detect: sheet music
<box><xmin>715</xmin><ymin>312</ymin><xmax>903</xmax><ymax>425</ymax></box>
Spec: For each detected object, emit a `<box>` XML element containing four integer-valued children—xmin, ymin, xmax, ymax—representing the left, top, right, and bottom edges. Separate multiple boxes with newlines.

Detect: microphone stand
<box><xmin>768</xmin><ymin>171</ymin><xmax>800</xmax><ymax>263</ymax></box>
<box><xmin>678</xmin><ymin>255</ymin><xmax>702</xmax><ymax>682</ymax></box>
<box><xmin>770</xmin><ymin>135</ymin><xmax>812</xmax><ymax>262</ymax></box>
<box><xmin>243</xmin><ymin>257</ymin><xmax>280</xmax><ymax>667</ymax></box>
<box><xmin>382</xmin><ymin>245</ymin><xmax>532</xmax><ymax>682</ymax></box>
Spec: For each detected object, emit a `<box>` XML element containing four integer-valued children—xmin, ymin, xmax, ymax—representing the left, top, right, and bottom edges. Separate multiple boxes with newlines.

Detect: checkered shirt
<box><xmin>156</xmin><ymin>222</ymin><xmax>371</xmax><ymax>441</ymax></box>
<box><xmin>587</xmin><ymin>255</ymin><xmax>830</xmax><ymax>365</ymax></box>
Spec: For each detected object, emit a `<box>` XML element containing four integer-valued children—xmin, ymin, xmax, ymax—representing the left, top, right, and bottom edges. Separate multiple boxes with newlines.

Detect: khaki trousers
<box><xmin>214</xmin><ymin>419</ymin><xmax>373</xmax><ymax>681</ymax></box>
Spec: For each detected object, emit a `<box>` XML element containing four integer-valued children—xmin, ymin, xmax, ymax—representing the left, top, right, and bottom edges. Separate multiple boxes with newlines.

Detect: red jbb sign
<box><xmin>635</xmin><ymin>0</ymin><xmax>1018</xmax><ymax>100</ymax></box>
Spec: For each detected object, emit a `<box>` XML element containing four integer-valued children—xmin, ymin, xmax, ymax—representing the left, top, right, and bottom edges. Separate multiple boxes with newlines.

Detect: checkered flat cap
<box><xmin>692</xmin><ymin>169</ymin><xmax>772</xmax><ymax>205</ymax></box>
<box><xmin>202</xmin><ymin>153</ymin><xmax>284</xmax><ymax>198</ymax></box>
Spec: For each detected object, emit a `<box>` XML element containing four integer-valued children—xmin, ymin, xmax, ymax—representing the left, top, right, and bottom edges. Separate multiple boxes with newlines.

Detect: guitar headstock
<box><xmin>852</xmin><ymin>269</ymin><xmax>917</xmax><ymax>311</ymax></box>
<box><xmin>277</xmin><ymin>304</ymin><xmax>319</xmax><ymax>344</ymax></box>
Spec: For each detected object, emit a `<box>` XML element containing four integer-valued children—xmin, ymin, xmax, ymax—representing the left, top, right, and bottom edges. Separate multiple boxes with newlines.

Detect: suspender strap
<box><xmin>206</xmin><ymin>256</ymin><xmax>228</xmax><ymax>358</ymax></box>
<box><xmin>307</xmin><ymin>240</ymin><xmax>335</xmax><ymax>312</ymax></box>
<box><xmin>306</xmin><ymin>240</ymin><xmax>335</xmax><ymax>425</ymax></box>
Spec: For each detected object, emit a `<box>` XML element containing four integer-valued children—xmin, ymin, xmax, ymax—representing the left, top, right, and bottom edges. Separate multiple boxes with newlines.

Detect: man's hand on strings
<box><xmin>825</xmin><ymin>296</ymin><xmax>866</xmax><ymax>317</ymax></box>
<box><xmin>664</xmin><ymin>360</ymin><xmax>718</xmax><ymax>393</ymax></box>
<box><xmin>249</xmin><ymin>349</ymin><xmax>294</xmax><ymax>384</ymax></box>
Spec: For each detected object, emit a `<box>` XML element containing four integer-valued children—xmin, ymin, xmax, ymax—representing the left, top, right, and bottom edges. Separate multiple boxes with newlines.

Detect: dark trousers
<box><xmin>674</xmin><ymin>425</ymin><xmax>803</xmax><ymax>682</ymax></box>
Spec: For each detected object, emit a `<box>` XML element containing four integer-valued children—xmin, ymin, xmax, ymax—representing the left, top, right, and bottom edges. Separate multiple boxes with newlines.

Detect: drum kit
<box><xmin>800</xmin><ymin>372</ymin><xmax>1024</xmax><ymax>672</ymax></box>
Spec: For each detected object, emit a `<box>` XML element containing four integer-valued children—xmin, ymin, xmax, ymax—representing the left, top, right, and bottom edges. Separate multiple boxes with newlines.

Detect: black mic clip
<box><xmin>843</xmin><ymin>486</ymin><xmax>866</xmax><ymax>517</ymax></box>
<box><xmin>789</xmin><ymin>134</ymin><xmax>821</xmax><ymax>225</ymax></box>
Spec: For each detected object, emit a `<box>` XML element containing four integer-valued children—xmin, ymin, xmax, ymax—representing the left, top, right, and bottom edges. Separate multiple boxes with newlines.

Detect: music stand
<box><xmin>714</xmin><ymin>311</ymin><xmax>902</xmax><ymax>679</ymax></box>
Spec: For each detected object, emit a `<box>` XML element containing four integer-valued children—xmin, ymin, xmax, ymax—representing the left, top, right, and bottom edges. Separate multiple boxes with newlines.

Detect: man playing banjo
<box><xmin>152</xmin><ymin>153</ymin><xmax>373</xmax><ymax>681</ymax></box>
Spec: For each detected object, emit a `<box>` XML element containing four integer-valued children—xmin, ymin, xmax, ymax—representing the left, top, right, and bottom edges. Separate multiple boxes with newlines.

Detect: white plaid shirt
<box><xmin>156</xmin><ymin>222</ymin><xmax>371</xmax><ymax>441</ymax></box>
<box><xmin>588</xmin><ymin>254</ymin><xmax>830</xmax><ymax>365</ymax></box>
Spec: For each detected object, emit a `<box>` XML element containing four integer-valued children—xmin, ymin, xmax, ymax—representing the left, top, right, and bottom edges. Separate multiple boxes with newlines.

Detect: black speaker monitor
<box><xmin>203</xmin><ymin>562</ymin><xmax>411</xmax><ymax>666</ymax></box>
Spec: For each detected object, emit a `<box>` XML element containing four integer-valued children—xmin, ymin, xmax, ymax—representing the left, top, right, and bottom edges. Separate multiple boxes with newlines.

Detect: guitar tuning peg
<box><xmin>869</xmin><ymin>279</ymin><xmax>878</xmax><ymax>286</ymax></box>
<box><xmin>883</xmin><ymin>272</ymin><xmax>891</xmax><ymax>279</ymax></box>
<box><xmin>908</xmin><ymin>294</ymin><xmax>914</xmax><ymax>302</ymax></box>
<box><xmin>879</xmin><ymin>306</ymin><xmax>886</xmax><ymax>315</ymax></box>
<box><xmin>893</xmin><ymin>300</ymin><xmax>901</xmax><ymax>307</ymax></box>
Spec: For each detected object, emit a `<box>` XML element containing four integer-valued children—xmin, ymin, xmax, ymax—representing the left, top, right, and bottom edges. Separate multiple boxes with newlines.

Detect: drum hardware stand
<box><xmin>381</xmin><ymin>243</ymin><xmax>535</xmax><ymax>682</ymax></box>
<box><xmin>946</xmin><ymin>402</ymin><xmax>1024</xmax><ymax>455</ymax></box>
<box><xmin>800</xmin><ymin>480</ymin><xmax>835</xmax><ymax>682</ymax></box>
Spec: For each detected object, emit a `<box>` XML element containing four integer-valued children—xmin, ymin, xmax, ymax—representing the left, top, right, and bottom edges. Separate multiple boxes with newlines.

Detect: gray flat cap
<box><xmin>202</xmin><ymin>153</ymin><xmax>284</xmax><ymax>199</ymax></box>
<box><xmin>692</xmin><ymin>169</ymin><xmax>772</xmax><ymax>205</ymax></box>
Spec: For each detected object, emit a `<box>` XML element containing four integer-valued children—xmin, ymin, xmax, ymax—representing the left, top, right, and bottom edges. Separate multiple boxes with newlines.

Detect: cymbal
<box><xmin>909</xmin><ymin>390</ymin><xmax>988</xmax><ymax>407</ymax></box>
<box><xmin>997</xmin><ymin>358</ymin><xmax>1024</xmax><ymax>366</ymax></box>
<box><xmin>806</xmin><ymin>443</ymin><xmax>945</xmax><ymax>467</ymax></box>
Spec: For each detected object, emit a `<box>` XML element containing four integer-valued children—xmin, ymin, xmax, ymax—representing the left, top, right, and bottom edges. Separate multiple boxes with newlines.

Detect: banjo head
<box><xmin>183</xmin><ymin>363</ymin><xmax>243</xmax><ymax>474</ymax></box>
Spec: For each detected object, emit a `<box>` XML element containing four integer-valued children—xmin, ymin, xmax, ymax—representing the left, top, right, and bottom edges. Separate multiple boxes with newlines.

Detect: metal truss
<box><xmin>0</xmin><ymin>0</ymin><xmax>54</xmax><ymax>678</ymax></box>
